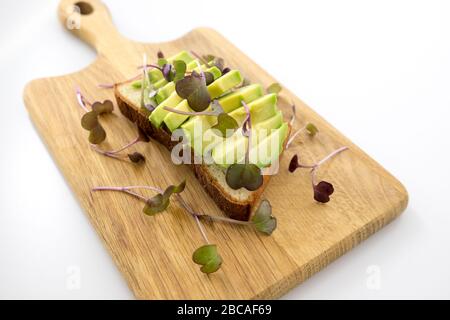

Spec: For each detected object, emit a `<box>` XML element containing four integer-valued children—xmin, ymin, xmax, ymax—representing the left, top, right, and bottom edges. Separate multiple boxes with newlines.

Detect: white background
<box><xmin>1</xmin><ymin>0</ymin><xmax>449</xmax><ymax>299</ymax></box>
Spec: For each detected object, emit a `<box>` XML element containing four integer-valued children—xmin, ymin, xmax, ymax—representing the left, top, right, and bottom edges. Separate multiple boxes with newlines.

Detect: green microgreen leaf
<box><xmin>158</xmin><ymin>58</ymin><xmax>168</xmax><ymax>67</ymax></box>
<box><xmin>143</xmin><ymin>193</ymin><xmax>167</xmax><ymax>215</ymax></box>
<box><xmin>306</xmin><ymin>123</ymin><xmax>318</xmax><ymax>136</ymax></box>
<box><xmin>192</xmin><ymin>244</ymin><xmax>222</xmax><ymax>274</ymax></box>
<box><xmin>203</xmin><ymin>54</ymin><xmax>215</xmax><ymax>62</ymax></box>
<box><xmin>131</xmin><ymin>81</ymin><xmax>142</xmax><ymax>89</ymax></box>
<box><xmin>251</xmin><ymin>200</ymin><xmax>277</xmax><ymax>235</ymax></box>
<box><xmin>211</xmin><ymin>113</ymin><xmax>239</xmax><ymax>138</ymax></box>
<box><xmin>173</xmin><ymin>60</ymin><xmax>187</xmax><ymax>82</ymax></box>
<box><xmin>91</xmin><ymin>100</ymin><xmax>114</xmax><ymax>114</ymax></box>
<box><xmin>202</xmin><ymin>54</ymin><xmax>225</xmax><ymax>71</ymax></box>
<box><xmin>267</xmin><ymin>83</ymin><xmax>282</xmax><ymax>95</ymax></box>
<box><xmin>81</xmin><ymin>111</ymin><xmax>99</xmax><ymax>130</ymax></box>
<box><xmin>225</xmin><ymin>163</ymin><xmax>263</xmax><ymax>191</ymax></box>
<box><xmin>142</xmin><ymin>180</ymin><xmax>186</xmax><ymax>215</ymax></box>
<box><xmin>187</xmin><ymin>85</ymin><xmax>211</xmax><ymax>112</ymax></box>
<box><xmin>81</xmin><ymin>111</ymin><xmax>107</xmax><ymax>145</ymax></box>
<box><xmin>88</xmin><ymin>124</ymin><xmax>106</xmax><ymax>144</ymax></box>
<box><xmin>203</xmin><ymin>72</ymin><xmax>214</xmax><ymax>85</ymax></box>
<box><xmin>175</xmin><ymin>71</ymin><xmax>212</xmax><ymax>112</ymax></box>
<box><xmin>175</xmin><ymin>73</ymin><xmax>202</xmax><ymax>97</ymax></box>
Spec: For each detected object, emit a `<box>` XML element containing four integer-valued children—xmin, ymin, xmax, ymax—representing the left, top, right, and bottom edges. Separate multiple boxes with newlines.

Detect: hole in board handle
<box><xmin>75</xmin><ymin>2</ymin><xmax>93</xmax><ymax>15</ymax></box>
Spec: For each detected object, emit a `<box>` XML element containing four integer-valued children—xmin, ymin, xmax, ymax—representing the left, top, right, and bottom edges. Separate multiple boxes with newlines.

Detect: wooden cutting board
<box><xmin>23</xmin><ymin>0</ymin><xmax>408</xmax><ymax>299</ymax></box>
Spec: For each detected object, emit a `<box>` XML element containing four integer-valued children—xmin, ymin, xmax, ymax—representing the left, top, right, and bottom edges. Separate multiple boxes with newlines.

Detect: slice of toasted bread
<box><xmin>115</xmin><ymin>80</ymin><xmax>279</xmax><ymax>221</ymax></box>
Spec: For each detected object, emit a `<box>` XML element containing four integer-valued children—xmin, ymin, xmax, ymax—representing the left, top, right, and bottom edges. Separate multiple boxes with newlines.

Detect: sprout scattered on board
<box><xmin>92</xmin><ymin>180</ymin><xmax>276</xmax><ymax>274</ymax></box>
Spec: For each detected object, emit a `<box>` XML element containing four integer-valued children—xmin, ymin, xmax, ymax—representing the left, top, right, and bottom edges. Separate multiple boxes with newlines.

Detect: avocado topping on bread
<box><xmin>114</xmin><ymin>51</ymin><xmax>290</xmax><ymax>220</ymax></box>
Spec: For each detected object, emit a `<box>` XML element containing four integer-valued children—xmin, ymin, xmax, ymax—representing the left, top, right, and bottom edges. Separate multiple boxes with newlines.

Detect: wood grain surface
<box><xmin>23</xmin><ymin>0</ymin><xmax>408</xmax><ymax>299</ymax></box>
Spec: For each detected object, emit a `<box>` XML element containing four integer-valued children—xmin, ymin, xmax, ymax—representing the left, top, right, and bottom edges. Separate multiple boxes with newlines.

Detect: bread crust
<box><xmin>115</xmin><ymin>84</ymin><xmax>271</xmax><ymax>221</ymax></box>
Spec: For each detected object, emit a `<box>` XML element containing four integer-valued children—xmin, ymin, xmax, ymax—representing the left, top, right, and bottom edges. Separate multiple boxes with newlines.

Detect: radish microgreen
<box><xmin>286</xmin><ymin>122</ymin><xmax>319</xmax><ymax>149</ymax></box>
<box><xmin>76</xmin><ymin>88</ymin><xmax>113</xmax><ymax>145</ymax></box>
<box><xmin>288</xmin><ymin>146</ymin><xmax>349</xmax><ymax>203</ymax></box>
<box><xmin>92</xmin><ymin>180</ymin><xmax>276</xmax><ymax>274</ymax></box>
<box><xmin>143</xmin><ymin>180</ymin><xmax>186</xmax><ymax>215</ymax></box>
<box><xmin>225</xmin><ymin>101</ymin><xmax>263</xmax><ymax>191</ymax></box>
<box><xmin>90</xmin><ymin>125</ymin><xmax>150</xmax><ymax>164</ymax></box>
<box><xmin>267</xmin><ymin>82</ymin><xmax>282</xmax><ymax>95</ymax></box>
<box><xmin>175</xmin><ymin>70</ymin><xmax>213</xmax><ymax>111</ymax></box>
<box><xmin>251</xmin><ymin>200</ymin><xmax>277</xmax><ymax>235</ymax></box>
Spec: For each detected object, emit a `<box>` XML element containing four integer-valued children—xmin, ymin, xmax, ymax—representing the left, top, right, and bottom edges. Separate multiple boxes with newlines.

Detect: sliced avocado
<box><xmin>253</xmin><ymin>110</ymin><xmax>283</xmax><ymax>133</ymax></box>
<box><xmin>247</xmin><ymin>122</ymin><xmax>289</xmax><ymax>168</ymax></box>
<box><xmin>183</xmin><ymin>84</ymin><xmax>267</xmax><ymax>156</ymax></box>
<box><xmin>181</xmin><ymin>84</ymin><xmax>265</xmax><ymax>152</ymax></box>
<box><xmin>229</xmin><ymin>93</ymin><xmax>278</xmax><ymax>125</ymax></box>
<box><xmin>153</xmin><ymin>77</ymin><xmax>168</xmax><ymax>89</ymax></box>
<box><xmin>211</xmin><ymin>113</ymin><xmax>284</xmax><ymax>168</ymax></box>
<box><xmin>155</xmin><ymin>82</ymin><xmax>175</xmax><ymax>104</ymax></box>
<box><xmin>208</xmin><ymin>70</ymin><xmax>243</xmax><ymax>99</ymax></box>
<box><xmin>149</xmin><ymin>92</ymin><xmax>183</xmax><ymax>128</ymax></box>
<box><xmin>162</xmin><ymin>66</ymin><xmax>225</xmax><ymax>132</ymax></box>
<box><xmin>218</xmin><ymin>84</ymin><xmax>263</xmax><ymax>112</ymax></box>
<box><xmin>163</xmin><ymin>99</ymin><xmax>192</xmax><ymax>132</ymax></box>
<box><xmin>211</xmin><ymin>130</ymin><xmax>248</xmax><ymax>168</ymax></box>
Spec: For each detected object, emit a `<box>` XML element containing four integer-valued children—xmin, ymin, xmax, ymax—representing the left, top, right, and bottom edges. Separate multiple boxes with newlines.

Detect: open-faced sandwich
<box><xmin>114</xmin><ymin>50</ymin><xmax>290</xmax><ymax>221</ymax></box>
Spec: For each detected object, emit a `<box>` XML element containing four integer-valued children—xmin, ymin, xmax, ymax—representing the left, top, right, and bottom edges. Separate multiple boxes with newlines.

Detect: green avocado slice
<box><xmin>182</xmin><ymin>84</ymin><xmax>264</xmax><ymax>155</ymax></box>
<box><xmin>155</xmin><ymin>82</ymin><xmax>175</xmax><ymax>104</ymax></box>
<box><xmin>163</xmin><ymin>69</ymin><xmax>240</xmax><ymax>132</ymax></box>
<box><xmin>149</xmin><ymin>92</ymin><xmax>183</xmax><ymax>127</ymax></box>
<box><xmin>218</xmin><ymin>84</ymin><xmax>263</xmax><ymax>113</ymax></box>
<box><xmin>211</xmin><ymin>110</ymin><xmax>283</xmax><ymax>168</ymax></box>
<box><xmin>229</xmin><ymin>93</ymin><xmax>278</xmax><ymax>125</ymax></box>
<box><xmin>208</xmin><ymin>70</ymin><xmax>242</xmax><ymax>99</ymax></box>
<box><xmin>247</xmin><ymin>122</ymin><xmax>289</xmax><ymax>168</ymax></box>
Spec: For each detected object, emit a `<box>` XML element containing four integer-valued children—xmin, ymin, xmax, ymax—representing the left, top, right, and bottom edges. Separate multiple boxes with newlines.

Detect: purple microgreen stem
<box><xmin>142</xmin><ymin>54</ymin><xmax>149</xmax><ymax>85</ymax></box>
<box><xmin>293</xmin><ymin>146</ymin><xmax>349</xmax><ymax>170</ymax></box>
<box><xmin>190</xmin><ymin>50</ymin><xmax>211</xmax><ymax>66</ymax></box>
<box><xmin>91</xmin><ymin>135</ymin><xmax>140</xmax><ymax>156</ymax></box>
<box><xmin>97</xmin><ymin>72</ymin><xmax>143</xmax><ymax>89</ymax></box>
<box><xmin>194</xmin><ymin>215</ymin><xmax>210</xmax><ymax>244</ymax></box>
<box><xmin>286</xmin><ymin>122</ymin><xmax>318</xmax><ymax>149</ymax></box>
<box><xmin>97</xmin><ymin>83</ymin><xmax>114</xmax><ymax>89</ymax></box>
<box><xmin>316</xmin><ymin>146</ymin><xmax>349</xmax><ymax>167</ymax></box>
<box><xmin>241</xmin><ymin>101</ymin><xmax>252</xmax><ymax>164</ymax></box>
<box><xmin>75</xmin><ymin>87</ymin><xmax>90</xmax><ymax>112</ymax></box>
<box><xmin>137</xmin><ymin>64</ymin><xmax>163</xmax><ymax>71</ymax></box>
<box><xmin>91</xmin><ymin>186</ymin><xmax>162</xmax><ymax>202</ymax></box>
<box><xmin>163</xmin><ymin>106</ymin><xmax>217</xmax><ymax>117</ymax></box>
<box><xmin>195</xmin><ymin>60</ymin><xmax>206</xmax><ymax>85</ymax></box>
<box><xmin>290</xmin><ymin>102</ymin><xmax>296</xmax><ymax>126</ymax></box>
<box><xmin>289</xmin><ymin>146</ymin><xmax>349</xmax><ymax>203</ymax></box>
<box><xmin>286</xmin><ymin>125</ymin><xmax>307</xmax><ymax>149</ymax></box>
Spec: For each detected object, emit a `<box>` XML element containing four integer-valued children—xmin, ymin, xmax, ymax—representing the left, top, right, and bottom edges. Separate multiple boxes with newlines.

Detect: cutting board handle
<box><xmin>58</xmin><ymin>0</ymin><xmax>126</xmax><ymax>55</ymax></box>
